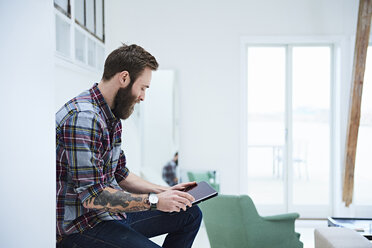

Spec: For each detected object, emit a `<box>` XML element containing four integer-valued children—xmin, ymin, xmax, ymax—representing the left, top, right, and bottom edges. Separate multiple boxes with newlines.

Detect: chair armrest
<box><xmin>263</xmin><ymin>213</ymin><xmax>299</xmax><ymax>221</ymax></box>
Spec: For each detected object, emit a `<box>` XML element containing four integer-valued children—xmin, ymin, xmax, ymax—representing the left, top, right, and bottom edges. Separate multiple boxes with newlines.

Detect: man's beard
<box><xmin>112</xmin><ymin>85</ymin><xmax>138</xmax><ymax>120</ymax></box>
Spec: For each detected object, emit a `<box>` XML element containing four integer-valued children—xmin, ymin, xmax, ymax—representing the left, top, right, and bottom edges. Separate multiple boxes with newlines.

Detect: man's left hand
<box><xmin>170</xmin><ymin>181</ymin><xmax>197</xmax><ymax>191</ymax></box>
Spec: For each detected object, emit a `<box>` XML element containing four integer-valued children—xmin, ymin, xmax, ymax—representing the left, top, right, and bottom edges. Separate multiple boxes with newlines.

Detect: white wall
<box><xmin>0</xmin><ymin>0</ymin><xmax>55</xmax><ymax>247</ymax></box>
<box><xmin>55</xmin><ymin>60</ymin><xmax>102</xmax><ymax>111</ymax></box>
<box><xmin>105</xmin><ymin>0</ymin><xmax>358</xmax><ymax>194</ymax></box>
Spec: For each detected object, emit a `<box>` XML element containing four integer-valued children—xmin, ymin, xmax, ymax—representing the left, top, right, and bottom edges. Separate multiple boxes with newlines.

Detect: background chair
<box><xmin>187</xmin><ymin>170</ymin><xmax>220</xmax><ymax>192</ymax></box>
<box><xmin>199</xmin><ymin>194</ymin><xmax>303</xmax><ymax>248</ymax></box>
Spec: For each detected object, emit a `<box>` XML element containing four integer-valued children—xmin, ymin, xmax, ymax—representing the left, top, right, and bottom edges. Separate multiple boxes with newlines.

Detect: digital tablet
<box><xmin>184</xmin><ymin>181</ymin><xmax>218</xmax><ymax>205</ymax></box>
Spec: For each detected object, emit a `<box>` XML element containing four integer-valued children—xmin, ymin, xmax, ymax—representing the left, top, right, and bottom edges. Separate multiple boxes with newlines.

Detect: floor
<box><xmin>295</xmin><ymin>220</ymin><xmax>328</xmax><ymax>248</ymax></box>
<box><xmin>150</xmin><ymin>219</ymin><xmax>327</xmax><ymax>248</ymax></box>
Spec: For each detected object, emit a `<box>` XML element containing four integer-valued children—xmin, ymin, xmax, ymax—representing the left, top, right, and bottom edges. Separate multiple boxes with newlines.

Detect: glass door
<box><xmin>246</xmin><ymin>44</ymin><xmax>332</xmax><ymax>217</ymax></box>
<box><xmin>247</xmin><ymin>46</ymin><xmax>287</xmax><ymax>214</ymax></box>
<box><xmin>290</xmin><ymin>46</ymin><xmax>331</xmax><ymax>216</ymax></box>
<box><xmin>354</xmin><ymin>45</ymin><xmax>372</xmax><ymax>215</ymax></box>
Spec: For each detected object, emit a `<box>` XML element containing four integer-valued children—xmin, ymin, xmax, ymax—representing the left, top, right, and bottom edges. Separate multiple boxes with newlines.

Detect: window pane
<box><xmin>354</xmin><ymin>46</ymin><xmax>372</xmax><ymax>205</ymax></box>
<box><xmin>87</xmin><ymin>38</ymin><xmax>96</xmax><ymax>67</ymax></box>
<box><xmin>54</xmin><ymin>0</ymin><xmax>69</xmax><ymax>14</ymax></box>
<box><xmin>75</xmin><ymin>0</ymin><xmax>84</xmax><ymax>26</ymax></box>
<box><xmin>95</xmin><ymin>0</ymin><xmax>103</xmax><ymax>39</ymax></box>
<box><xmin>86</xmin><ymin>0</ymin><xmax>95</xmax><ymax>33</ymax></box>
<box><xmin>247</xmin><ymin>47</ymin><xmax>286</xmax><ymax>205</ymax></box>
<box><xmin>55</xmin><ymin>15</ymin><xmax>70</xmax><ymax>57</ymax></box>
<box><xmin>292</xmin><ymin>46</ymin><xmax>331</xmax><ymax>205</ymax></box>
<box><xmin>75</xmin><ymin>29</ymin><xmax>86</xmax><ymax>62</ymax></box>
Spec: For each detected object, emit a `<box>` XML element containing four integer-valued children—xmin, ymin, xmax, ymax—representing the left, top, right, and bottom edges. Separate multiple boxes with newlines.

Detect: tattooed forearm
<box><xmin>93</xmin><ymin>191</ymin><xmax>141</xmax><ymax>208</ymax></box>
<box><xmin>84</xmin><ymin>188</ymin><xmax>150</xmax><ymax>213</ymax></box>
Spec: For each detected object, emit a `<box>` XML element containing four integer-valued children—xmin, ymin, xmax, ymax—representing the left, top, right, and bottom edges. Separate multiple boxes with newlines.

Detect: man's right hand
<box><xmin>156</xmin><ymin>189</ymin><xmax>195</xmax><ymax>212</ymax></box>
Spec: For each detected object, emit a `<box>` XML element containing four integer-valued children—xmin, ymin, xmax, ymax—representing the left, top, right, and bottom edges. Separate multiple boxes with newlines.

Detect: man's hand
<box><xmin>157</xmin><ymin>188</ymin><xmax>195</xmax><ymax>212</ymax></box>
<box><xmin>169</xmin><ymin>181</ymin><xmax>197</xmax><ymax>191</ymax></box>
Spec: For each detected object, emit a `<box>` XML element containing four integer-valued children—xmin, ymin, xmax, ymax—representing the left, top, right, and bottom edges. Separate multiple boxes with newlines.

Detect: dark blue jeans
<box><xmin>59</xmin><ymin>206</ymin><xmax>202</xmax><ymax>248</ymax></box>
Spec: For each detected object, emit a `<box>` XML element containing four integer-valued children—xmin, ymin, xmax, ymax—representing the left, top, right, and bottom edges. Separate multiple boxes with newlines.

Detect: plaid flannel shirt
<box><xmin>56</xmin><ymin>84</ymin><xmax>129</xmax><ymax>240</ymax></box>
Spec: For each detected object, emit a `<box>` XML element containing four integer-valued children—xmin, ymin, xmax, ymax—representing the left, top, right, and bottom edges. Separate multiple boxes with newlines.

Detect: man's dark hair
<box><xmin>102</xmin><ymin>44</ymin><xmax>159</xmax><ymax>84</ymax></box>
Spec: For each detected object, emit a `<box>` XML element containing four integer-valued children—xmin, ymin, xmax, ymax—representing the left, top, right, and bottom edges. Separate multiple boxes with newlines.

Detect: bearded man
<box><xmin>56</xmin><ymin>44</ymin><xmax>202</xmax><ymax>248</ymax></box>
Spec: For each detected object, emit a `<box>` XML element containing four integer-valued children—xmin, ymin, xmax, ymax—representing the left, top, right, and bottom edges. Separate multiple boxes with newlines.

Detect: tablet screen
<box><xmin>184</xmin><ymin>181</ymin><xmax>218</xmax><ymax>205</ymax></box>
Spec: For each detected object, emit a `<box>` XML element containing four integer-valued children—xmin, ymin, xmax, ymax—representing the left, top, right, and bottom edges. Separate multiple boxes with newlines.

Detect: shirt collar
<box><xmin>90</xmin><ymin>83</ymin><xmax>119</xmax><ymax>125</ymax></box>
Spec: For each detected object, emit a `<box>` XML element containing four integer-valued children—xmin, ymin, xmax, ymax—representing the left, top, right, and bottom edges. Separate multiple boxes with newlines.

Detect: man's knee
<box><xmin>187</xmin><ymin>205</ymin><xmax>203</xmax><ymax>226</ymax></box>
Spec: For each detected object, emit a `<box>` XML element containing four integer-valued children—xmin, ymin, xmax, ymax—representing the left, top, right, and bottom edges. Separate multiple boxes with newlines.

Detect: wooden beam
<box><xmin>343</xmin><ymin>0</ymin><xmax>372</xmax><ymax>207</ymax></box>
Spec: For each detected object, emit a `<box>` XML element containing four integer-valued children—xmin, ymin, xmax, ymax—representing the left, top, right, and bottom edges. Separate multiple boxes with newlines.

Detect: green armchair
<box><xmin>199</xmin><ymin>194</ymin><xmax>303</xmax><ymax>248</ymax></box>
<box><xmin>187</xmin><ymin>171</ymin><xmax>220</xmax><ymax>192</ymax></box>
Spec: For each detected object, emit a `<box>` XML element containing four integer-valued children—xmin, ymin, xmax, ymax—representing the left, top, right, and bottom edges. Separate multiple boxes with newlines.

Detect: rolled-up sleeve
<box><xmin>61</xmin><ymin>111</ymin><xmax>106</xmax><ymax>203</ymax></box>
<box><xmin>115</xmin><ymin>150</ymin><xmax>130</xmax><ymax>183</ymax></box>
